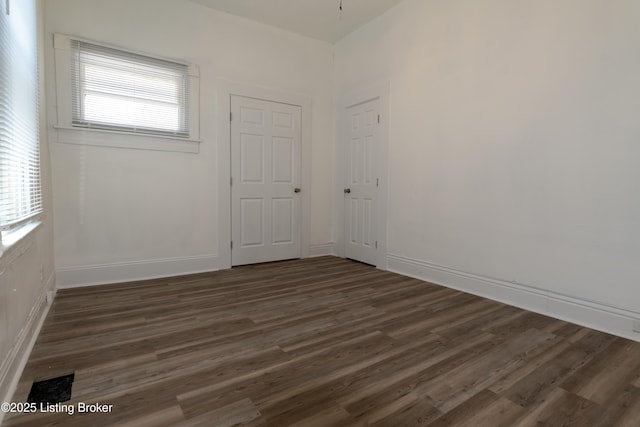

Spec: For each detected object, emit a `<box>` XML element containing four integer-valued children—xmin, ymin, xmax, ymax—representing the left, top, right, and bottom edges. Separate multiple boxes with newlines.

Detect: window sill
<box><xmin>53</xmin><ymin>126</ymin><xmax>201</xmax><ymax>153</ymax></box>
<box><xmin>0</xmin><ymin>221</ymin><xmax>42</xmax><ymax>262</ymax></box>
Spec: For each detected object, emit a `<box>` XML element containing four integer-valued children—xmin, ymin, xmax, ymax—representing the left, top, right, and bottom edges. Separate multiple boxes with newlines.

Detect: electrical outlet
<box><xmin>633</xmin><ymin>320</ymin><xmax>640</xmax><ymax>334</ymax></box>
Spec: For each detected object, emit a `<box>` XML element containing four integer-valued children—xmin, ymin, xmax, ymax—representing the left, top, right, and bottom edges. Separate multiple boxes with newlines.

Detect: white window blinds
<box><xmin>70</xmin><ymin>40</ymin><xmax>190</xmax><ymax>137</ymax></box>
<box><xmin>0</xmin><ymin>0</ymin><xmax>43</xmax><ymax>231</ymax></box>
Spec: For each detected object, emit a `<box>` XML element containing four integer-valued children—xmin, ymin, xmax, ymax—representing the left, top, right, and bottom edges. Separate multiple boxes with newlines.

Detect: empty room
<box><xmin>1</xmin><ymin>0</ymin><xmax>639</xmax><ymax>425</ymax></box>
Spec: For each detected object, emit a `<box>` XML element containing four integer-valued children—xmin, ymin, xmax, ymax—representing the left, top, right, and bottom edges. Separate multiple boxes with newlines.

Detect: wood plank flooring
<box><xmin>4</xmin><ymin>256</ymin><xmax>640</xmax><ymax>426</ymax></box>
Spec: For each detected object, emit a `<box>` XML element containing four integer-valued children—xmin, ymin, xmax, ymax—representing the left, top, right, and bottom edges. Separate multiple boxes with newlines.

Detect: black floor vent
<box><xmin>27</xmin><ymin>373</ymin><xmax>75</xmax><ymax>405</ymax></box>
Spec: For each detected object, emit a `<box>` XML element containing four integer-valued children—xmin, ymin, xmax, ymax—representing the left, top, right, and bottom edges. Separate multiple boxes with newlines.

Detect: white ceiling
<box><xmin>189</xmin><ymin>0</ymin><xmax>405</xmax><ymax>43</ymax></box>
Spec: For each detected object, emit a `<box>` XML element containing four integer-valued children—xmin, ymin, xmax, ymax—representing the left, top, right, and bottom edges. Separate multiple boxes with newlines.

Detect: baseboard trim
<box><xmin>387</xmin><ymin>254</ymin><xmax>640</xmax><ymax>342</ymax></box>
<box><xmin>56</xmin><ymin>254</ymin><xmax>219</xmax><ymax>288</ymax></box>
<box><xmin>0</xmin><ymin>272</ymin><xmax>55</xmax><ymax>425</ymax></box>
<box><xmin>308</xmin><ymin>243</ymin><xmax>335</xmax><ymax>258</ymax></box>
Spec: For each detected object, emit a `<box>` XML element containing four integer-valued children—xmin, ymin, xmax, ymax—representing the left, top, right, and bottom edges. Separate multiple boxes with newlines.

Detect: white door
<box><xmin>344</xmin><ymin>98</ymin><xmax>379</xmax><ymax>266</ymax></box>
<box><xmin>231</xmin><ymin>95</ymin><xmax>302</xmax><ymax>266</ymax></box>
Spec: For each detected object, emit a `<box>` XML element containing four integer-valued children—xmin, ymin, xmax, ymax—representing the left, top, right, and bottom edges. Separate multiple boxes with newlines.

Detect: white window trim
<box><xmin>53</xmin><ymin>34</ymin><xmax>201</xmax><ymax>153</ymax></box>
<box><xmin>0</xmin><ymin>221</ymin><xmax>42</xmax><ymax>261</ymax></box>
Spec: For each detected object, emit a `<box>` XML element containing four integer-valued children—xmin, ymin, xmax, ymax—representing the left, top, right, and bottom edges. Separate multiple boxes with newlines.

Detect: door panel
<box><xmin>272</xmin><ymin>198</ymin><xmax>294</xmax><ymax>244</ymax></box>
<box><xmin>231</xmin><ymin>95</ymin><xmax>301</xmax><ymax>266</ymax></box>
<box><xmin>240</xmin><ymin>106</ymin><xmax>264</xmax><ymax>125</ymax></box>
<box><xmin>345</xmin><ymin>98</ymin><xmax>379</xmax><ymax>266</ymax></box>
<box><xmin>240</xmin><ymin>198</ymin><xmax>264</xmax><ymax>247</ymax></box>
<box><xmin>240</xmin><ymin>134</ymin><xmax>264</xmax><ymax>183</ymax></box>
<box><xmin>272</xmin><ymin>137</ymin><xmax>293</xmax><ymax>183</ymax></box>
<box><xmin>273</xmin><ymin>111</ymin><xmax>293</xmax><ymax>128</ymax></box>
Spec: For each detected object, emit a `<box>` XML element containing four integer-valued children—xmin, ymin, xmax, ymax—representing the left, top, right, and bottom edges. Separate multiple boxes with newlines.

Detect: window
<box><xmin>54</xmin><ymin>34</ymin><xmax>200</xmax><ymax>152</ymax></box>
<box><xmin>0</xmin><ymin>0</ymin><xmax>43</xmax><ymax>238</ymax></box>
<box><xmin>71</xmin><ymin>40</ymin><xmax>190</xmax><ymax>136</ymax></box>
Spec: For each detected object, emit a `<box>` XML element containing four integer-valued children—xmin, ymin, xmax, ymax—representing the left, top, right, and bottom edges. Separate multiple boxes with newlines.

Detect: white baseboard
<box><xmin>56</xmin><ymin>254</ymin><xmax>219</xmax><ymax>288</ymax></box>
<box><xmin>308</xmin><ymin>243</ymin><xmax>335</xmax><ymax>258</ymax></box>
<box><xmin>0</xmin><ymin>272</ymin><xmax>55</xmax><ymax>425</ymax></box>
<box><xmin>387</xmin><ymin>254</ymin><xmax>640</xmax><ymax>342</ymax></box>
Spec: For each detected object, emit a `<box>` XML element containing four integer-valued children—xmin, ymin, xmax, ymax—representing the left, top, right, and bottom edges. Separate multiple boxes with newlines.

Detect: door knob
<box><xmin>344</xmin><ymin>188</ymin><xmax>351</xmax><ymax>194</ymax></box>
<box><xmin>294</xmin><ymin>188</ymin><xmax>301</xmax><ymax>193</ymax></box>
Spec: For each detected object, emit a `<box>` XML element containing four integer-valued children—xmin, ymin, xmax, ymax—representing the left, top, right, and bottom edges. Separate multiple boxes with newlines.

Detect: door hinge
<box><xmin>375</xmin><ymin>241</ymin><xmax>378</xmax><ymax>249</ymax></box>
<box><xmin>230</xmin><ymin>112</ymin><xmax>233</xmax><ymax>121</ymax></box>
<box><xmin>230</xmin><ymin>176</ymin><xmax>233</xmax><ymax>186</ymax></box>
<box><xmin>5</xmin><ymin>0</ymin><xmax>10</xmax><ymax>15</ymax></box>
<box><xmin>377</xmin><ymin>114</ymin><xmax>380</xmax><ymax>124</ymax></box>
<box><xmin>231</xmin><ymin>241</ymin><xmax>233</xmax><ymax>250</ymax></box>
<box><xmin>376</xmin><ymin>178</ymin><xmax>379</xmax><ymax>188</ymax></box>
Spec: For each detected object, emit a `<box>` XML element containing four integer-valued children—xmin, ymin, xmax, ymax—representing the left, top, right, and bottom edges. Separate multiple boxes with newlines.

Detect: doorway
<box><xmin>343</xmin><ymin>97</ymin><xmax>380</xmax><ymax>266</ymax></box>
<box><xmin>230</xmin><ymin>95</ymin><xmax>302</xmax><ymax>266</ymax></box>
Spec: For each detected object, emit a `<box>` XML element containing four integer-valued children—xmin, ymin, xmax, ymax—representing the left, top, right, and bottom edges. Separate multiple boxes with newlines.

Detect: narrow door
<box><xmin>344</xmin><ymin>98</ymin><xmax>379</xmax><ymax>266</ymax></box>
<box><xmin>231</xmin><ymin>95</ymin><xmax>302</xmax><ymax>266</ymax></box>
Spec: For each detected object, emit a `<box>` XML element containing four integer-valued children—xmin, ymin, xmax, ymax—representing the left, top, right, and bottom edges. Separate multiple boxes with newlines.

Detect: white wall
<box><xmin>0</xmin><ymin>0</ymin><xmax>56</xmax><ymax>412</ymax></box>
<box><xmin>335</xmin><ymin>0</ymin><xmax>640</xmax><ymax>335</ymax></box>
<box><xmin>45</xmin><ymin>0</ymin><xmax>335</xmax><ymax>286</ymax></box>
<box><xmin>42</xmin><ymin>0</ymin><xmax>640</xmax><ymax>338</ymax></box>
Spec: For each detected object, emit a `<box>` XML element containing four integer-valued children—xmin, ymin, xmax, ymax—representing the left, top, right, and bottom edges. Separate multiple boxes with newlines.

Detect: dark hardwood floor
<box><xmin>4</xmin><ymin>256</ymin><xmax>640</xmax><ymax>426</ymax></box>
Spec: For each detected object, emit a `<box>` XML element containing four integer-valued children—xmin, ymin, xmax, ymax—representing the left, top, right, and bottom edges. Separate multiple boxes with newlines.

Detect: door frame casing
<box><xmin>218</xmin><ymin>81</ymin><xmax>312</xmax><ymax>269</ymax></box>
<box><xmin>335</xmin><ymin>81</ymin><xmax>389</xmax><ymax>269</ymax></box>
